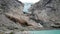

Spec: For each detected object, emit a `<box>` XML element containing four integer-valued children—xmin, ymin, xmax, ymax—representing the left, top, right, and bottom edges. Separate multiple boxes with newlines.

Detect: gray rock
<box><xmin>0</xmin><ymin>0</ymin><xmax>24</xmax><ymax>31</ymax></box>
<box><xmin>29</xmin><ymin>0</ymin><xmax>60</xmax><ymax>28</ymax></box>
<box><xmin>0</xmin><ymin>0</ymin><xmax>43</xmax><ymax>31</ymax></box>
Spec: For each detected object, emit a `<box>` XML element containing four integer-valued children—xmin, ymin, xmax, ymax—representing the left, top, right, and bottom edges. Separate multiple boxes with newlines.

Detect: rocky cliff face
<box><xmin>0</xmin><ymin>0</ymin><xmax>43</xmax><ymax>33</ymax></box>
<box><xmin>0</xmin><ymin>0</ymin><xmax>60</xmax><ymax>33</ymax></box>
<box><xmin>0</xmin><ymin>0</ymin><xmax>24</xmax><ymax>32</ymax></box>
<box><xmin>29</xmin><ymin>0</ymin><xmax>60</xmax><ymax>28</ymax></box>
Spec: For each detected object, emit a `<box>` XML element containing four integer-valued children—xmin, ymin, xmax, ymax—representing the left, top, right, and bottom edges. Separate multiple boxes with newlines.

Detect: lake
<box><xmin>27</xmin><ymin>30</ymin><xmax>60</xmax><ymax>34</ymax></box>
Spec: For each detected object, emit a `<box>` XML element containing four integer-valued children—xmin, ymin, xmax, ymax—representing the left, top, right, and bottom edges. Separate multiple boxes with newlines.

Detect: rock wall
<box><xmin>0</xmin><ymin>0</ymin><xmax>24</xmax><ymax>31</ymax></box>
<box><xmin>0</xmin><ymin>0</ymin><xmax>59</xmax><ymax>31</ymax></box>
<box><xmin>29</xmin><ymin>0</ymin><xmax>60</xmax><ymax>28</ymax></box>
<box><xmin>0</xmin><ymin>0</ymin><xmax>43</xmax><ymax>31</ymax></box>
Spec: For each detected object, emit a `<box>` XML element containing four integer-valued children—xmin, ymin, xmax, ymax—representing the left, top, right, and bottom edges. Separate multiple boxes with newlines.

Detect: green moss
<box><xmin>10</xmin><ymin>32</ymin><xmax>14</xmax><ymax>34</ymax></box>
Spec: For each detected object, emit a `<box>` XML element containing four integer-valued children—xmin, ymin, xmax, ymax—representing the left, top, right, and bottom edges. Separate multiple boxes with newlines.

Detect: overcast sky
<box><xmin>18</xmin><ymin>0</ymin><xmax>40</xmax><ymax>3</ymax></box>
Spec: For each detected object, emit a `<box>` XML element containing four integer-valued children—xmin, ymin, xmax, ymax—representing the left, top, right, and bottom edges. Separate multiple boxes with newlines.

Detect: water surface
<box><xmin>29</xmin><ymin>30</ymin><xmax>60</xmax><ymax>34</ymax></box>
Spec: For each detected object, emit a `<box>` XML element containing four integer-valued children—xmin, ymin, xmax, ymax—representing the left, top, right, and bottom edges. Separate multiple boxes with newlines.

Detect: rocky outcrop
<box><xmin>1</xmin><ymin>0</ymin><xmax>59</xmax><ymax>31</ymax></box>
<box><xmin>0</xmin><ymin>0</ymin><xmax>24</xmax><ymax>31</ymax></box>
<box><xmin>0</xmin><ymin>0</ymin><xmax>43</xmax><ymax>32</ymax></box>
<box><xmin>29</xmin><ymin>0</ymin><xmax>60</xmax><ymax>28</ymax></box>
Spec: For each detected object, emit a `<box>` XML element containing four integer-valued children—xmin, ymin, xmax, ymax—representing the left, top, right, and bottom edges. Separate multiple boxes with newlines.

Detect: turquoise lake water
<box><xmin>29</xmin><ymin>30</ymin><xmax>60</xmax><ymax>34</ymax></box>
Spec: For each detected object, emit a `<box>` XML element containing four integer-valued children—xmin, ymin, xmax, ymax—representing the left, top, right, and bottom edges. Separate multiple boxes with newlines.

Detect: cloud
<box><xmin>18</xmin><ymin>0</ymin><xmax>40</xmax><ymax>3</ymax></box>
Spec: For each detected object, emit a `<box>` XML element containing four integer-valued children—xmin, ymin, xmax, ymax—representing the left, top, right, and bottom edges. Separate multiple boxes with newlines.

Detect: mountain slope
<box><xmin>29</xmin><ymin>0</ymin><xmax>60</xmax><ymax>28</ymax></box>
<box><xmin>0</xmin><ymin>0</ymin><xmax>24</xmax><ymax>31</ymax></box>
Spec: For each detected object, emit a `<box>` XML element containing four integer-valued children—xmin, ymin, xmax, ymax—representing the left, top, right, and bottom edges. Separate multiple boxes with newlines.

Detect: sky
<box><xmin>18</xmin><ymin>0</ymin><xmax>40</xmax><ymax>3</ymax></box>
